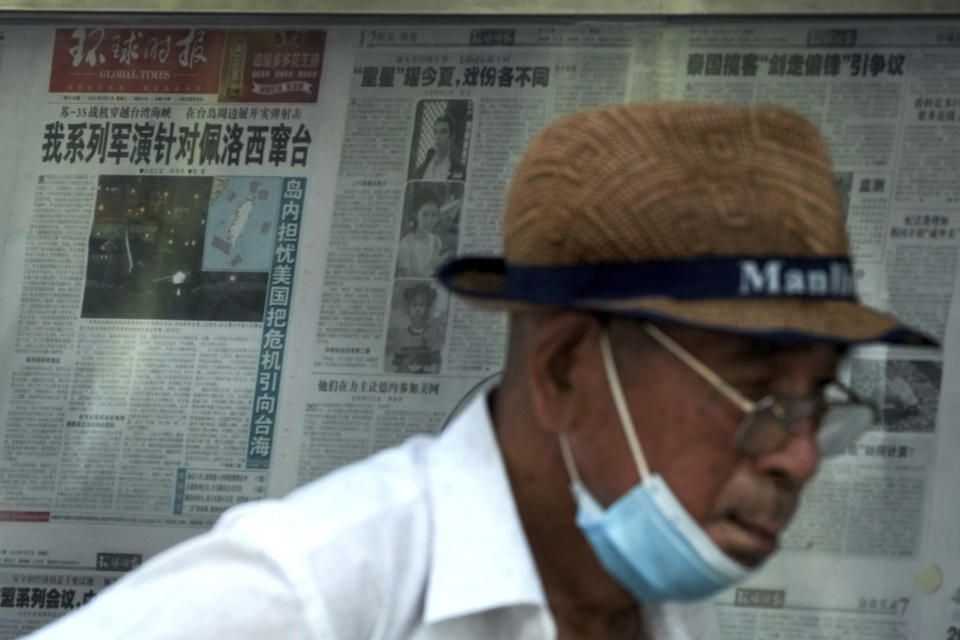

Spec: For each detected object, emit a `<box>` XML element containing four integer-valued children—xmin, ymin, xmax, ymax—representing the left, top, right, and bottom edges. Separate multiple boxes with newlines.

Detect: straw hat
<box><xmin>437</xmin><ymin>102</ymin><xmax>933</xmax><ymax>345</ymax></box>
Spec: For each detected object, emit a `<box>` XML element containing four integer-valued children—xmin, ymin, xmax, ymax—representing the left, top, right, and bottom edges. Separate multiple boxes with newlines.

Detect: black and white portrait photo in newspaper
<box><xmin>383</xmin><ymin>279</ymin><xmax>447</xmax><ymax>374</ymax></box>
<box><xmin>395</xmin><ymin>180</ymin><xmax>462</xmax><ymax>278</ymax></box>
<box><xmin>408</xmin><ymin>99</ymin><xmax>472</xmax><ymax>182</ymax></box>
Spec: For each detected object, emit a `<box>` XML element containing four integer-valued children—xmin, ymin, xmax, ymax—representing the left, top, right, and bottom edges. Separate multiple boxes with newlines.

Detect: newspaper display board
<box><xmin>0</xmin><ymin>16</ymin><xmax>957</xmax><ymax>639</ymax></box>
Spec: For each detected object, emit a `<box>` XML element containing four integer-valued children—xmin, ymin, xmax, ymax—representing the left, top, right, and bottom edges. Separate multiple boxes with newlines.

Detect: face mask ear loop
<box><xmin>599</xmin><ymin>329</ymin><xmax>652</xmax><ymax>483</ymax></box>
<box><xmin>558</xmin><ymin>433</ymin><xmax>584</xmax><ymax>488</ymax></box>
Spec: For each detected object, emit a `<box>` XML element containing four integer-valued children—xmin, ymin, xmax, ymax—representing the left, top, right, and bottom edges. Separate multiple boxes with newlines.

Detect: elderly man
<box><xmin>28</xmin><ymin>103</ymin><xmax>932</xmax><ymax>640</ymax></box>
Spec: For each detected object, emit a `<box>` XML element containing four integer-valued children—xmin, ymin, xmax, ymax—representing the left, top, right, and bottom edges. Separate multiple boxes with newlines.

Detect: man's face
<box><xmin>573</xmin><ymin>322</ymin><xmax>838</xmax><ymax>567</ymax></box>
<box><xmin>433</xmin><ymin>120</ymin><xmax>451</xmax><ymax>155</ymax></box>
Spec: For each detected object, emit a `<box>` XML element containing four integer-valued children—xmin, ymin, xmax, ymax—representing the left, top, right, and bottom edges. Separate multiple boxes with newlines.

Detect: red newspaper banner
<box><xmin>218</xmin><ymin>30</ymin><xmax>325</xmax><ymax>103</ymax></box>
<box><xmin>50</xmin><ymin>28</ymin><xmax>325</xmax><ymax>103</ymax></box>
<box><xmin>50</xmin><ymin>28</ymin><xmax>227</xmax><ymax>94</ymax></box>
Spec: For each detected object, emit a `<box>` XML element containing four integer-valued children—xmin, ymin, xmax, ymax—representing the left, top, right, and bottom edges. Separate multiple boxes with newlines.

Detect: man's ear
<box><xmin>525</xmin><ymin>312</ymin><xmax>602</xmax><ymax>436</ymax></box>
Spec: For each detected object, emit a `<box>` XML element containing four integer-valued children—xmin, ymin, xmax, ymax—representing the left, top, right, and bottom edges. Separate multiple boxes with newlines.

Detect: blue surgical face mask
<box><xmin>557</xmin><ymin>330</ymin><xmax>750</xmax><ymax>603</ymax></box>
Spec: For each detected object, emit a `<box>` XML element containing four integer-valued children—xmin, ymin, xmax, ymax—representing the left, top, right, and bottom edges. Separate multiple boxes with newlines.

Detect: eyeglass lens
<box><xmin>737</xmin><ymin>390</ymin><xmax>876</xmax><ymax>458</ymax></box>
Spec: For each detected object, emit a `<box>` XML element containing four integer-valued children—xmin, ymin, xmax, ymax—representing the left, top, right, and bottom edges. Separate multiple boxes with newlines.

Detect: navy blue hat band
<box><xmin>439</xmin><ymin>256</ymin><xmax>857</xmax><ymax>304</ymax></box>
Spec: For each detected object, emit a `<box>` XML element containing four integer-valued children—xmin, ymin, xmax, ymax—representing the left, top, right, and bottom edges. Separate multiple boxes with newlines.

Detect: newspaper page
<box><xmin>656</xmin><ymin>20</ymin><xmax>960</xmax><ymax>640</ymax></box>
<box><xmin>0</xmin><ymin>24</ymin><xmax>331</xmax><ymax>637</ymax></box>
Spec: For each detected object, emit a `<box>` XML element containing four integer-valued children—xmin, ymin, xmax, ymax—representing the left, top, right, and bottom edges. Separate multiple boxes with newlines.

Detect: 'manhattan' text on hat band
<box><xmin>439</xmin><ymin>256</ymin><xmax>857</xmax><ymax>304</ymax></box>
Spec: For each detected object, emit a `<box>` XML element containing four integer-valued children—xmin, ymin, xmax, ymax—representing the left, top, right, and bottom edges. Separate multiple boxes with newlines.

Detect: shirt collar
<box><xmin>422</xmin><ymin>388</ymin><xmax>548</xmax><ymax>624</ymax></box>
<box><xmin>421</xmin><ymin>387</ymin><xmax>720</xmax><ymax>639</ymax></box>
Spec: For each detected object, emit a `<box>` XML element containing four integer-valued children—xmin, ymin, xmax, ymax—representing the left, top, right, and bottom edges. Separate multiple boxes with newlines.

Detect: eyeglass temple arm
<box><xmin>643</xmin><ymin>323</ymin><xmax>755</xmax><ymax>414</ymax></box>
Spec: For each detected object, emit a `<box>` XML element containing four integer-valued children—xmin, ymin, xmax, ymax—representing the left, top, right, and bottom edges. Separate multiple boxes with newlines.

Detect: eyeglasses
<box><xmin>643</xmin><ymin>324</ymin><xmax>878</xmax><ymax>457</ymax></box>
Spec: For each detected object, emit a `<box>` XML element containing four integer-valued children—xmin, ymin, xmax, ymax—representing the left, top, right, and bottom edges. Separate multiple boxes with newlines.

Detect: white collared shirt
<box><xmin>26</xmin><ymin>391</ymin><xmax>718</xmax><ymax>639</ymax></box>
